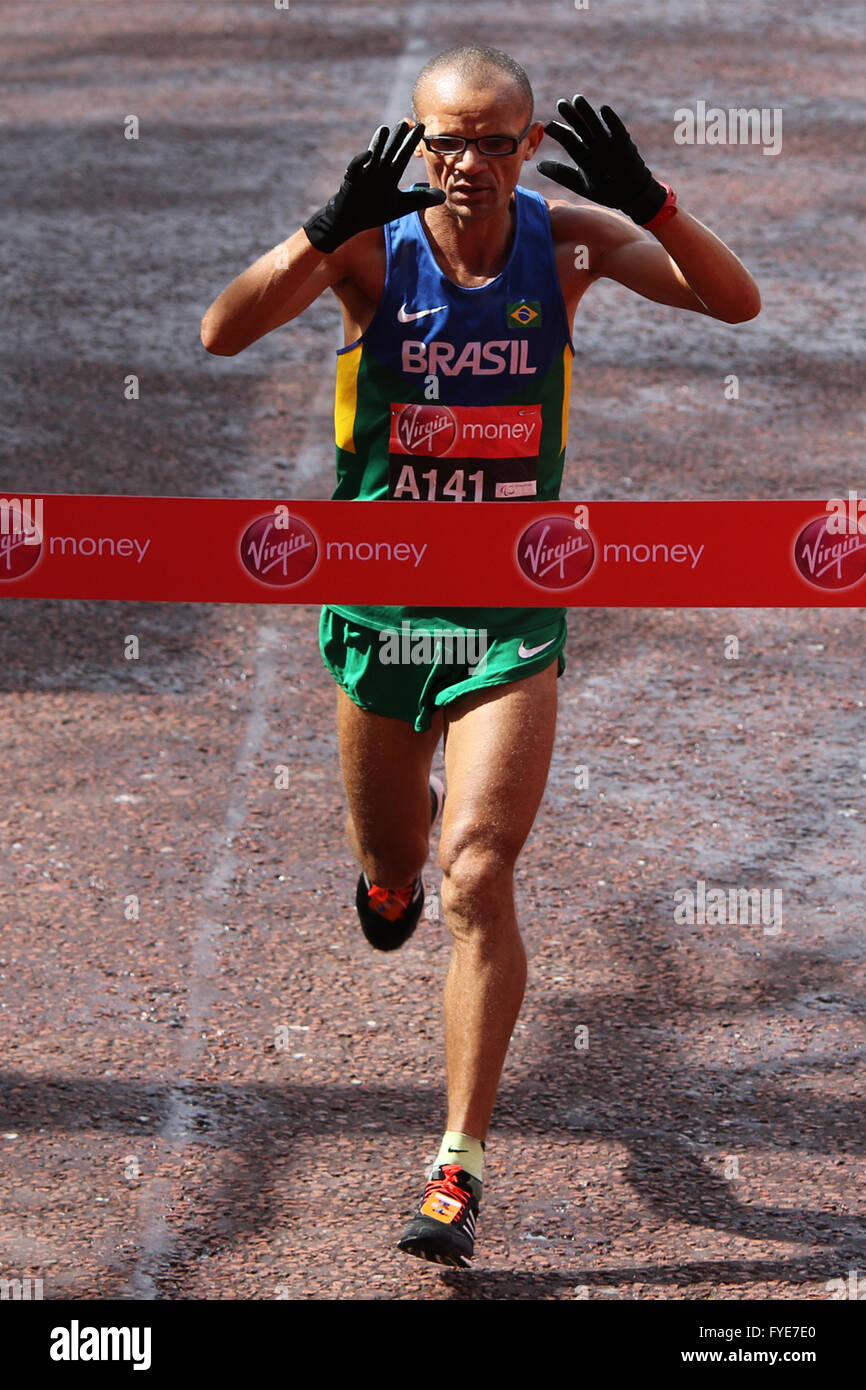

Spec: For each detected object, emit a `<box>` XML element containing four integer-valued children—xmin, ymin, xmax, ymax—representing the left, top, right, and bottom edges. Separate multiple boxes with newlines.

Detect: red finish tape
<box><xmin>0</xmin><ymin>494</ymin><xmax>864</xmax><ymax>606</ymax></box>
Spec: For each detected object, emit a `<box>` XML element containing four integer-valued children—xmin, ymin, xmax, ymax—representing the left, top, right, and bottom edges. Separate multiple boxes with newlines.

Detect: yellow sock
<box><xmin>435</xmin><ymin>1131</ymin><xmax>485</xmax><ymax>1183</ymax></box>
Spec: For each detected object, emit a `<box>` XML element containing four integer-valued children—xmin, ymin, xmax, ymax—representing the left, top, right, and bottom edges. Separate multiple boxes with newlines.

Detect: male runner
<box><xmin>201</xmin><ymin>45</ymin><xmax>760</xmax><ymax>1267</ymax></box>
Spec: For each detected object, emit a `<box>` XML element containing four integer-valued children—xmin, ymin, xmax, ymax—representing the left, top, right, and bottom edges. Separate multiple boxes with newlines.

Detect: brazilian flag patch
<box><xmin>507</xmin><ymin>300</ymin><xmax>542</xmax><ymax>329</ymax></box>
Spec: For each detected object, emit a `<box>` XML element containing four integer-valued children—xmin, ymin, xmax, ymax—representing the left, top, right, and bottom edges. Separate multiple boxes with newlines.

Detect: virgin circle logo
<box><xmin>516</xmin><ymin>516</ymin><xmax>595</xmax><ymax>589</ymax></box>
<box><xmin>0</xmin><ymin>527</ymin><xmax>42</xmax><ymax>580</ymax></box>
<box><xmin>793</xmin><ymin>516</ymin><xmax>866</xmax><ymax>590</ymax></box>
<box><xmin>240</xmin><ymin>513</ymin><xmax>318</xmax><ymax>586</ymax></box>
<box><xmin>393</xmin><ymin>404</ymin><xmax>458</xmax><ymax>457</ymax></box>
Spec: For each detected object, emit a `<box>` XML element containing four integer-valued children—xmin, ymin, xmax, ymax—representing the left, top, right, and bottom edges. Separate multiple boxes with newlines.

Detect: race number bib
<box><xmin>388</xmin><ymin>403</ymin><xmax>542</xmax><ymax>501</ymax></box>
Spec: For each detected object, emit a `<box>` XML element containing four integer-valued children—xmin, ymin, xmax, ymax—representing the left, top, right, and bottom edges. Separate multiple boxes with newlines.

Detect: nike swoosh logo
<box><xmin>398</xmin><ymin>302</ymin><xmax>446</xmax><ymax>323</ymax></box>
<box><xmin>518</xmin><ymin>638</ymin><xmax>556</xmax><ymax>659</ymax></box>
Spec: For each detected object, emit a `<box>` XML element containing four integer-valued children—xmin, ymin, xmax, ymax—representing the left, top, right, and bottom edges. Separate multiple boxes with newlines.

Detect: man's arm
<box><xmin>201</xmin><ymin>121</ymin><xmax>445</xmax><ymax>357</ymax></box>
<box><xmin>540</xmin><ymin>95</ymin><xmax>761</xmax><ymax>325</ymax></box>
<box><xmin>201</xmin><ymin>230</ymin><xmax>338</xmax><ymax>356</ymax></box>
<box><xmin>552</xmin><ymin>202</ymin><xmax>761</xmax><ymax>323</ymax></box>
<box><xmin>601</xmin><ymin>206</ymin><xmax>761</xmax><ymax>323</ymax></box>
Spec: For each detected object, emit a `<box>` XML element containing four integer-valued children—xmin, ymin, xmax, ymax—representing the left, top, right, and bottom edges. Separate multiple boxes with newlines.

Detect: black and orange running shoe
<box><xmin>397</xmin><ymin>1163</ymin><xmax>481</xmax><ymax>1267</ymax></box>
<box><xmin>356</xmin><ymin>873</ymin><xmax>424</xmax><ymax>950</ymax></box>
<box><xmin>355</xmin><ymin>776</ymin><xmax>444</xmax><ymax>951</ymax></box>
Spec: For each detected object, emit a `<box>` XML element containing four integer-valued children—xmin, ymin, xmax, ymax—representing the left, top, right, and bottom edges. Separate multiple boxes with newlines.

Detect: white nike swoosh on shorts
<box><xmin>397</xmin><ymin>302</ymin><xmax>446</xmax><ymax>322</ymax></box>
<box><xmin>518</xmin><ymin>638</ymin><xmax>557</xmax><ymax>659</ymax></box>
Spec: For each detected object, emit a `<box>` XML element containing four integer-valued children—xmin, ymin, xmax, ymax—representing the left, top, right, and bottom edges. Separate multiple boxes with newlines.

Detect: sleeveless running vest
<box><xmin>327</xmin><ymin>184</ymin><xmax>574</xmax><ymax>634</ymax></box>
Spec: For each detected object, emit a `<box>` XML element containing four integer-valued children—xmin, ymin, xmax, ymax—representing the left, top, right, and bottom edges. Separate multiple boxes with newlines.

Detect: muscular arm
<box><xmin>200</xmin><ymin>229</ymin><xmax>343</xmax><ymax>356</ymax></box>
<box><xmin>542</xmin><ymin>97</ymin><xmax>760</xmax><ymax>325</ymax></box>
<box><xmin>553</xmin><ymin>201</ymin><xmax>761</xmax><ymax>324</ymax></box>
<box><xmin>202</xmin><ymin>121</ymin><xmax>442</xmax><ymax>356</ymax></box>
<box><xmin>598</xmin><ymin>205</ymin><xmax>759</xmax><ymax>322</ymax></box>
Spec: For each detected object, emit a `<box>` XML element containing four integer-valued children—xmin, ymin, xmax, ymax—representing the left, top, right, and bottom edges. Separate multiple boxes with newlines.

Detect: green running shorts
<box><xmin>318</xmin><ymin>605</ymin><xmax>567</xmax><ymax>733</ymax></box>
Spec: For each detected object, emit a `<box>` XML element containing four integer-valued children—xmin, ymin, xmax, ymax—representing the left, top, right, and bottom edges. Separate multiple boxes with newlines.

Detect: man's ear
<box><xmin>409</xmin><ymin>118</ymin><xmax>428</xmax><ymax>157</ymax></box>
<box><xmin>524</xmin><ymin>120</ymin><xmax>546</xmax><ymax>161</ymax></box>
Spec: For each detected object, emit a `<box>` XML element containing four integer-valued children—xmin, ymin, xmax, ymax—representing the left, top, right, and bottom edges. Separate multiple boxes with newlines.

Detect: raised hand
<box><xmin>304</xmin><ymin>121</ymin><xmax>447</xmax><ymax>253</ymax></box>
<box><xmin>537</xmin><ymin>96</ymin><xmax>666</xmax><ymax>226</ymax></box>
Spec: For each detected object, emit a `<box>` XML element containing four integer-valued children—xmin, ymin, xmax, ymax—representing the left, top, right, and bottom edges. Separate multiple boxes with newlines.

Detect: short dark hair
<box><xmin>412</xmin><ymin>45</ymin><xmax>534</xmax><ymax>123</ymax></box>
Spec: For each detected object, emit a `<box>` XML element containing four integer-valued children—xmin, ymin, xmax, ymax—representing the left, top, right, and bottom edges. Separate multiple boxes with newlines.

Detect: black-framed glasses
<box><xmin>422</xmin><ymin>122</ymin><xmax>532</xmax><ymax>156</ymax></box>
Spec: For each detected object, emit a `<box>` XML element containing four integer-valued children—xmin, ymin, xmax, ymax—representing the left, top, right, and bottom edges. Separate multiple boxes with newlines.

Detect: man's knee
<box><xmin>439</xmin><ymin>832</ymin><xmax>519</xmax><ymax>930</ymax></box>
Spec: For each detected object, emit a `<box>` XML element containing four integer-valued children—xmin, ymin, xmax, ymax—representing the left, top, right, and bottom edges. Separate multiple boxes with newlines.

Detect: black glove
<box><xmin>537</xmin><ymin>96</ymin><xmax>666</xmax><ymax>225</ymax></box>
<box><xmin>303</xmin><ymin>121</ymin><xmax>447</xmax><ymax>253</ymax></box>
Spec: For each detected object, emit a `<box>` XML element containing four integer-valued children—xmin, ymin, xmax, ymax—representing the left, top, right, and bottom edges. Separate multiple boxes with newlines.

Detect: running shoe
<box><xmin>397</xmin><ymin>1163</ymin><xmax>481</xmax><ymax>1267</ymax></box>
<box><xmin>356</xmin><ymin>775</ymin><xmax>444</xmax><ymax>951</ymax></box>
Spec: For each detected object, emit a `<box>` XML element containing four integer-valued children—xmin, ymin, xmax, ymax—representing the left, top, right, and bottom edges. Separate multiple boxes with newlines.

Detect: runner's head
<box><xmin>410</xmin><ymin>46</ymin><xmax>544</xmax><ymax>219</ymax></box>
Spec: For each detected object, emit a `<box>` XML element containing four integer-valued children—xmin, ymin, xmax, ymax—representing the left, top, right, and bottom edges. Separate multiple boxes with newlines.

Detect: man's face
<box><xmin>412</xmin><ymin>73</ymin><xmax>544</xmax><ymax>219</ymax></box>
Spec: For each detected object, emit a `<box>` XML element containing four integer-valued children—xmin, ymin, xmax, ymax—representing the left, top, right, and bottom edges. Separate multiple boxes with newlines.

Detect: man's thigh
<box><xmin>439</xmin><ymin>660</ymin><xmax>559</xmax><ymax>869</ymax></box>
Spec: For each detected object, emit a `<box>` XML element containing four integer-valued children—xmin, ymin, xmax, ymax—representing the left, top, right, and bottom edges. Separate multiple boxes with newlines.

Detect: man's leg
<box><xmin>438</xmin><ymin>660</ymin><xmax>559</xmax><ymax>1141</ymax></box>
<box><xmin>335</xmin><ymin>685</ymin><xmax>444</xmax><ymax>890</ymax></box>
<box><xmin>397</xmin><ymin>659</ymin><xmax>559</xmax><ymax>1264</ymax></box>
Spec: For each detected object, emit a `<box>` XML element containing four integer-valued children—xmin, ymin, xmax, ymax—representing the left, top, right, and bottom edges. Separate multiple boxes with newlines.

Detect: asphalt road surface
<box><xmin>0</xmin><ymin>0</ymin><xmax>863</xmax><ymax>1301</ymax></box>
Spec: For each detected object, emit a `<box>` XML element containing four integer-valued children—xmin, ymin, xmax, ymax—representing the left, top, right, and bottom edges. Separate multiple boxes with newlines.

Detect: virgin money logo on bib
<box><xmin>0</xmin><ymin>526</ymin><xmax>42</xmax><ymax>580</ymax></box>
<box><xmin>392</xmin><ymin>404</ymin><xmax>458</xmax><ymax>457</ymax></box>
<box><xmin>390</xmin><ymin>403</ymin><xmax>541</xmax><ymax>459</ymax></box>
<box><xmin>516</xmin><ymin>516</ymin><xmax>595</xmax><ymax>589</ymax></box>
<box><xmin>240</xmin><ymin>513</ymin><xmax>318</xmax><ymax>586</ymax></box>
<box><xmin>793</xmin><ymin>516</ymin><xmax>866</xmax><ymax>590</ymax></box>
